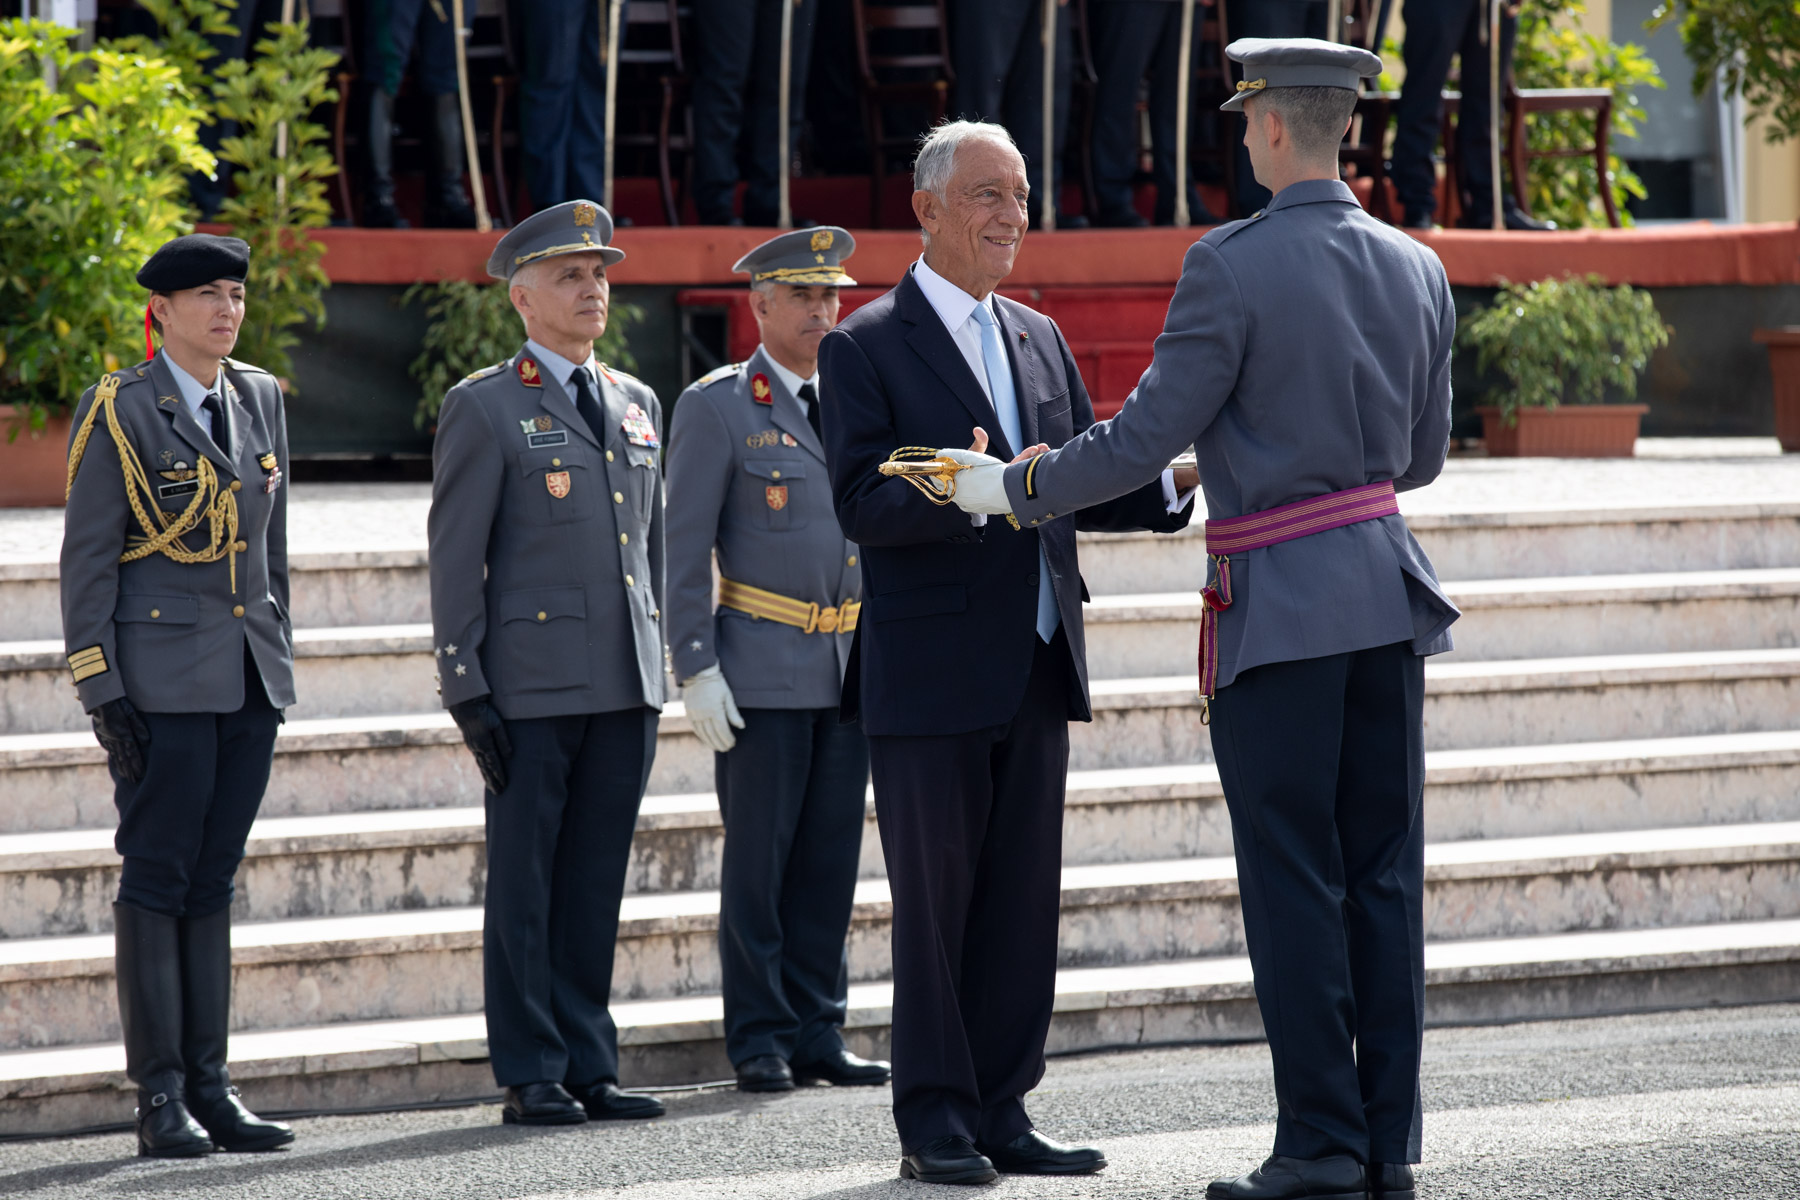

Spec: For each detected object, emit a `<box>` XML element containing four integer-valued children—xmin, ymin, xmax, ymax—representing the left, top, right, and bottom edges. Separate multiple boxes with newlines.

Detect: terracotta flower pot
<box><xmin>0</xmin><ymin>406</ymin><xmax>73</xmax><ymax>508</ymax></box>
<box><xmin>1753</xmin><ymin>327</ymin><xmax>1800</xmax><ymax>453</ymax></box>
<box><xmin>1477</xmin><ymin>404</ymin><xmax>1647</xmax><ymax>458</ymax></box>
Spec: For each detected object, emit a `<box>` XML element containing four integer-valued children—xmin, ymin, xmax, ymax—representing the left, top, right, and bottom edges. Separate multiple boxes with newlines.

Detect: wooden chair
<box><xmin>1506</xmin><ymin>84</ymin><xmax>1620</xmax><ymax>227</ymax></box>
<box><xmin>850</xmin><ymin>0</ymin><xmax>954</xmax><ymax>227</ymax></box>
<box><xmin>610</xmin><ymin>1</ymin><xmax>694</xmax><ymax>226</ymax></box>
<box><xmin>1335</xmin><ymin>0</ymin><xmax>1395</xmax><ymax>222</ymax></box>
<box><xmin>309</xmin><ymin>0</ymin><xmax>361</xmax><ymax>222</ymax></box>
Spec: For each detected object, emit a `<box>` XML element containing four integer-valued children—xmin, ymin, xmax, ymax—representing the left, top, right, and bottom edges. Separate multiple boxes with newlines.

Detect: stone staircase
<box><xmin>3</xmin><ymin>499</ymin><xmax>1800</xmax><ymax>1136</ymax></box>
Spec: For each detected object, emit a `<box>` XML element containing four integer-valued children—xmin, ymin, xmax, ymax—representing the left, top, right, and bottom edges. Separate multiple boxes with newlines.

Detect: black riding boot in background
<box><xmin>180</xmin><ymin>907</ymin><xmax>295</xmax><ymax>1151</ymax></box>
<box><xmin>115</xmin><ymin>903</ymin><xmax>214</xmax><ymax>1158</ymax></box>
<box><xmin>427</xmin><ymin>93</ymin><xmax>479</xmax><ymax>229</ymax></box>
<box><xmin>364</xmin><ymin>89</ymin><xmax>409</xmax><ymax>228</ymax></box>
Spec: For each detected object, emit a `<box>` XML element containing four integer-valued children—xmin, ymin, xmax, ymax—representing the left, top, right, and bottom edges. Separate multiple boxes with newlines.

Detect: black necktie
<box><xmin>201</xmin><ymin>391</ymin><xmax>229</xmax><ymax>451</ymax></box>
<box><xmin>799</xmin><ymin>381</ymin><xmax>821</xmax><ymax>442</ymax></box>
<box><xmin>570</xmin><ymin>366</ymin><xmax>607</xmax><ymax>444</ymax></box>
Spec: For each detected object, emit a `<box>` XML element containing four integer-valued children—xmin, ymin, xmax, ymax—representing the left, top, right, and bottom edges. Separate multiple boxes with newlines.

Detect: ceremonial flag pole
<box><xmin>1490</xmin><ymin>0</ymin><xmax>1504</xmax><ymax>230</ymax></box>
<box><xmin>1040</xmin><ymin>0</ymin><xmax>1056</xmax><ymax>231</ymax></box>
<box><xmin>1173</xmin><ymin>0</ymin><xmax>1196</xmax><ymax>227</ymax></box>
<box><xmin>275</xmin><ymin>0</ymin><xmax>295</xmax><ymax>208</ymax></box>
<box><xmin>451</xmin><ymin>0</ymin><xmax>492</xmax><ymax>231</ymax></box>
<box><xmin>778</xmin><ymin>0</ymin><xmax>795</xmax><ymax>228</ymax></box>
<box><xmin>603</xmin><ymin>0</ymin><xmax>623</xmax><ymax>212</ymax></box>
<box><xmin>1326</xmin><ymin>0</ymin><xmax>1341</xmax><ymax>42</ymax></box>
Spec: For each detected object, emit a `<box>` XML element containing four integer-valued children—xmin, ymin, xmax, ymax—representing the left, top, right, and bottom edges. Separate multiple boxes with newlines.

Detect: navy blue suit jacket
<box><xmin>821</xmin><ymin>267</ymin><xmax>1190</xmax><ymax>737</ymax></box>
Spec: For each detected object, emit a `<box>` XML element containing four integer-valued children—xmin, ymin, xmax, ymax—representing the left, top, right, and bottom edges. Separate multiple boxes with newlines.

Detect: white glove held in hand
<box><xmin>682</xmin><ymin>664</ymin><xmax>745</xmax><ymax>753</ymax></box>
<box><xmin>935</xmin><ymin>448</ymin><xmax>1015</xmax><ymax>515</ymax></box>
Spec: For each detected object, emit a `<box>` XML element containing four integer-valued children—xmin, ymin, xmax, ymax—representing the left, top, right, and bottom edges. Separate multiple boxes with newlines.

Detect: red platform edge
<box><xmin>307</xmin><ymin>221</ymin><xmax>1800</xmax><ymax>290</ymax></box>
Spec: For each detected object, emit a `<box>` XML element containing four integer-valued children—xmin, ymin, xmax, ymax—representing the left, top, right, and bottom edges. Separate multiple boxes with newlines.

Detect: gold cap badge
<box><xmin>810</xmin><ymin>229</ymin><xmax>834</xmax><ymax>252</ymax></box>
<box><xmin>573</xmin><ymin>203</ymin><xmax>597</xmax><ymax>227</ymax></box>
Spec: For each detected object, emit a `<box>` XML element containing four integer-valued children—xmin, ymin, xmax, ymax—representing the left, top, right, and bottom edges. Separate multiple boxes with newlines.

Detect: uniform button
<box><xmin>619</xmin><ymin>533</ymin><xmax>629</xmax><ymax>545</ymax></box>
<box><xmin>233</xmin><ymin>540</ymin><xmax>247</xmax><ymax>552</ymax></box>
<box><xmin>1027</xmin><ymin>574</ymin><xmax>1039</xmax><ymax>586</ymax></box>
<box><xmin>613</xmin><ymin>491</ymin><xmax>624</xmax><ymax>504</ymax></box>
<box><xmin>847</xmin><ymin>555</ymin><xmax>857</xmax><ymax>566</ymax></box>
<box><xmin>229</xmin><ymin>479</ymin><xmax>242</xmax><ymax>492</ymax></box>
<box><xmin>149</xmin><ymin>608</ymin><xmax>160</xmax><ymax>619</ymax></box>
<box><xmin>771</xmin><ymin>470</ymin><xmax>781</xmax><ymax>479</ymax></box>
<box><xmin>606</xmin><ymin>450</ymin><xmax>615</xmax><ymax>462</ymax></box>
<box><xmin>625</xmin><ymin>574</ymin><xmax>636</xmax><ymax>587</ymax></box>
<box><xmin>537</xmin><ymin>611</ymin><xmax>547</xmax><ymax>622</ymax></box>
<box><xmin>551</xmin><ymin>457</ymin><xmax>561</xmax><ymax>467</ymax></box>
<box><xmin>232</xmin><ymin>605</ymin><xmax>245</xmax><ymax>618</ymax></box>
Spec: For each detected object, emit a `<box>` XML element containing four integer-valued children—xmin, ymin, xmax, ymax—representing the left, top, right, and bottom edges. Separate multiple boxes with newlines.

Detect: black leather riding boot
<box><xmin>115</xmin><ymin>903</ymin><xmax>213</xmax><ymax>1158</ymax></box>
<box><xmin>180</xmin><ymin>907</ymin><xmax>295</xmax><ymax>1151</ymax></box>
<box><xmin>426</xmin><ymin>93</ymin><xmax>478</xmax><ymax>229</ymax></box>
<box><xmin>364</xmin><ymin>89</ymin><xmax>409</xmax><ymax>228</ymax></box>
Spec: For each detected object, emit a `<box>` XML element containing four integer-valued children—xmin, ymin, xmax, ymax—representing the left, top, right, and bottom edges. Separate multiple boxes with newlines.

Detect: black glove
<box><xmin>91</xmin><ymin>696</ymin><xmax>151</xmax><ymax>784</ymax></box>
<box><xmin>448</xmin><ymin>696</ymin><xmax>513</xmax><ymax>795</ymax></box>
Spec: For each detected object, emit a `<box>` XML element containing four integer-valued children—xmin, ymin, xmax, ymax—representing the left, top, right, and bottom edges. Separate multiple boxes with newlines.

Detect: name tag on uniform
<box><xmin>527</xmin><ymin>430</ymin><xmax>569</xmax><ymax>448</ymax></box>
<box><xmin>157</xmin><ymin>479</ymin><xmax>201</xmax><ymax>499</ymax></box>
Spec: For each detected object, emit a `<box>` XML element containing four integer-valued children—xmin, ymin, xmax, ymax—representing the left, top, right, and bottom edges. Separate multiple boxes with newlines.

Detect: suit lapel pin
<box><xmin>1019</xmin><ymin>330</ymin><xmax>1028</xmax><ymax>343</ymax></box>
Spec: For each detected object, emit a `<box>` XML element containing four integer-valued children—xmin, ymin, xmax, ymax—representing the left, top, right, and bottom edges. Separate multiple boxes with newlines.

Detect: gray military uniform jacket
<box><xmin>428</xmin><ymin>344</ymin><xmax>667</xmax><ymax>720</ymax></box>
<box><xmin>1005</xmin><ymin>179</ymin><xmax>1460</xmax><ymax>687</ymax></box>
<box><xmin>664</xmin><ymin>346</ymin><xmax>860</xmax><ymax>710</ymax></box>
<box><xmin>60</xmin><ymin>353</ymin><xmax>295</xmax><ymax>713</ymax></box>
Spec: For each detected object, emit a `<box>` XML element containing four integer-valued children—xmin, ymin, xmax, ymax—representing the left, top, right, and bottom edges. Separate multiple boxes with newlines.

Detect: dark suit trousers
<box><xmin>867</xmin><ymin>628</ymin><xmax>1072</xmax><ymax>1153</ymax></box>
<box><xmin>949</xmin><ymin>0</ymin><xmax>1072</xmax><ymax>209</ymax></box>
<box><xmin>483</xmin><ymin>707</ymin><xmax>656</xmax><ymax>1088</ymax></box>
<box><xmin>1391</xmin><ymin>0</ymin><xmax>1518</xmax><ymax>221</ymax></box>
<box><xmin>691</xmin><ymin>0</ymin><xmax>818</xmax><ymax>224</ymax></box>
<box><xmin>112</xmin><ymin>646</ymin><xmax>281</xmax><ymax>918</ymax></box>
<box><xmin>716</xmin><ymin>706</ymin><xmax>869</xmax><ymax>1066</ymax></box>
<box><xmin>1210</xmin><ymin>640</ymin><xmax>1427</xmax><ymax>1165</ymax></box>
<box><xmin>516</xmin><ymin>0</ymin><xmax>609</xmax><ymax>208</ymax></box>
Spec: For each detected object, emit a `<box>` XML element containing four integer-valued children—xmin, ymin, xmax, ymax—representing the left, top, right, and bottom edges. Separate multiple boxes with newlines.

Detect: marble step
<box><xmin>7</xmin><ymin>648</ymin><xmax>1800</xmax><ymax>835</ymax></box>
<box><xmin>3</xmin><ymin>503</ymin><xmax>1797</xmax><ymax>641</ymax></box>
<box><xmin>6</xmin><ymin>916</ymin><xmax>1799</xmax><ymax>1136</ymax></box>
<box><xmin>13</xmin><ymin>567</ymin><xmax>1797</xmax><ymax>735</ymax></box>
<box><xmin>8</xmin><ymin>731</ymin><xmax>1800</xmax><ymax>940</ymax></box>
<box><xmin>8</xmin><ymin>820</ymin><xmax>1800</xmax><ymax>1050</ymax></box>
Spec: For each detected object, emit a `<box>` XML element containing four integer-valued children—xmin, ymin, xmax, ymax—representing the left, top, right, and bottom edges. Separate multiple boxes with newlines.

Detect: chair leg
<box><xmin>1507</xmin><ymin>100</ymin><xmax>1532</xmax><ymax>222</ymax></box>
<box><xmin>658</xmin><ymin>78</ymin><xmax>679</xmax><ymax>226</ymax></box>
<box><xmin>491</xmin><ymin>77</ymin><xmax>514</xmax><ymax>228</ymax></box>
<box><xmin>333</xmin><ymin>72</ymin><xmax>356</xmax><ymax>221</ymax></box>
<box><xmin>1594</xmin><ymin>100</ymin><xmax>1620</xmax><ymax>228</ymax></box>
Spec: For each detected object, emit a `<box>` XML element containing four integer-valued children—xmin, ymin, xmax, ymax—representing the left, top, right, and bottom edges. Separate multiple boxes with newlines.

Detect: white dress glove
<box><xmin>935</xmin><ymin>448</ymin><xmax>1015</xmax><ymax>515</ymax></box>
<box><xmin>682</xmin><ymin>664</ymin><xmax>745</xmax><ymax>753</ymax></box>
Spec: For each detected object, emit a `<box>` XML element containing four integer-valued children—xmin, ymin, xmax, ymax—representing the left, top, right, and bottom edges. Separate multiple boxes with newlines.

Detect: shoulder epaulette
<box><xmin>599</xmin><ymin>363</ymin><xmax>643</xmax><ymax>386</ymax></box>
<box><xmin>223</xmin><ymin>356</ymin><xmax>272</xmax><ymax>376</ymax></box>
<box><xmin>1205</xmin><ymin>212</ymin><xmax>1269</xmax><ymax>248</ymax></box>
<box><xmin>696</xmin><ymin>362</ymin><xmax>744</xmax><ymax>388</ymax></box>
<box><xmin>460</xmin><ymin>362</ymin><xmax>507</xmax><ymax>384</ymax></box>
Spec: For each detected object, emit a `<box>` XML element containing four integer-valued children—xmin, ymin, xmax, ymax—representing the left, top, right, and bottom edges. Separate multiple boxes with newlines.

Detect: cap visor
<box><xmin>1221</xmin><ymin>92</ymin><xmax>1249</xmax><ymax>113</ymax></box>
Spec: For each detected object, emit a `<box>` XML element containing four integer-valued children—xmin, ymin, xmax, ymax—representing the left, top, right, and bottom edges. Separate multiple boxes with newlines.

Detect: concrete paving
<box><xmin>4</xmin><ymin>1003</ymin><xmax>1798</xmax><ymax>1199</ymax></box>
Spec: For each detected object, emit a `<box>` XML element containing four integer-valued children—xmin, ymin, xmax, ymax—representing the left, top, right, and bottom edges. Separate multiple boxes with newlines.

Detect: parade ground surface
<box><xmin>3</xmin><ymin>1004</ymin><xmax>1799</xmax><ymax>1199</ymax></box>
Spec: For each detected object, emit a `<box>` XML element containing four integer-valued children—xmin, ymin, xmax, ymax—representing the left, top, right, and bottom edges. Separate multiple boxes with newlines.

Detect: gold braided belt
<box><xmin>66</xmin><ymin>373</ymin><xmax>242</xmax><ymax>593</ymax></box>
<box><xmin>718</xmin><ymin>578</ymin><xmax>861</xmax><ymax>635</ymax></box>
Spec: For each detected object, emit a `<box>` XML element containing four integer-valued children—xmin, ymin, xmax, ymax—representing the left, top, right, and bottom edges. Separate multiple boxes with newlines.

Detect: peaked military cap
<box><xmin>731</xmin><ymin>226</ymin><xmax>857</xmax><ymax>287</ymax></box>
<box><xmin>486</xmin><ymin>199</ymin><xmax>626</xmax><ymax>280</ymax></box>
<box><xmin>1221</xmin><ymin>37</ymin><xmax>1383</xmax><ymax>112</ymax></box>
<box><xmin>135</xmin><ymin>233</ymin><xmax>251</xmax><ymax>292</ymax></box>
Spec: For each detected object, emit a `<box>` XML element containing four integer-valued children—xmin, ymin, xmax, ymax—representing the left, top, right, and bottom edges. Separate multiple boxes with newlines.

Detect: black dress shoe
<box><xmin>1460</xmin><ymin>207</ymin><xmax>1557</xmax><ymax>232</ymax></box>
<box><xmin>501</xmin><ymin>1081</ymin><xmax>587</xmax><ymax>1126</ymax></box>
<box><xmin>568</xmin><ymin>1080</ymin><xmax>664</xmax><ymax>1120</ymax></box>
<box><xmin>1401</xmin><ymin>211</ymin><xmax>1436</xmax><ymax>230</ymax></box>
<box><xmin>735</xmin><ymin>1053</ymin><xmax>795</xmax><ymax>1093</ymax></box>
<box><xmin>977</xmin><ymin>1128</ymin><xmax>1106</xmax><ymax>1174</ymax></box>
<box><xmin>1370</xmin><ymin>1162</ymin><xmax>1416</xmax><ymax>1199</ymax></box>
<box><xmin>792</xmin><ymin>1047</ymin><xmax>890</xmax><ymax>1087</ymax></box>
<box><xmin>190</xmin><ymin>1087</ymin><xmax>295</xmax><ymax>1151</ymax></box>
<box><xmin>1205</xmin><ymin>1154</ymin><xmax>1367</xmax><ymax>1200</ymax></box>
<box><xmin>899</xmin><ymin>1135</ymin><xmax>998</xmax><ymax>1185</ymax></box>
<box><xmin>136</xmin><ymin>1092</ymin><xmax>215</xmax><ymax>1158</ymax></box>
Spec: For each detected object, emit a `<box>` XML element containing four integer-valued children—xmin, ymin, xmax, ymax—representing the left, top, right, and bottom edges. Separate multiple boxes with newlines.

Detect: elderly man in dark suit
<box><xmin>819</xmin><ymin>119</ymin><xmax>1195</xmax><ymax>1186</ymax></box>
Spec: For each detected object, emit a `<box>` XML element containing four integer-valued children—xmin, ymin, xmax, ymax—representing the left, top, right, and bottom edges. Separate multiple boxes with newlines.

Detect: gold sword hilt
<box><xmin>880</xmin><ymin>448</ymin><xmax>1020</xmax><ymax>530</ymax></box>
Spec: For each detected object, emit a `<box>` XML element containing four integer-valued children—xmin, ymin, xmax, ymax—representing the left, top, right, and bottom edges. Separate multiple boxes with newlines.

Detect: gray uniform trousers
<box><xmin>428</xmin><ymin>346</ymin><xmax>667</xmax><ymax>1088</ymax></box>
<box><xmin>664</xmin><ymin>345</ymin><xmax>867</xmax><ymax>1066</ymax></box>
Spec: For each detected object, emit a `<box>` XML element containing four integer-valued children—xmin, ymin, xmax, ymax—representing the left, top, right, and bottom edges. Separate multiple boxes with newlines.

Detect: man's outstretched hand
<box><xmin>939</xmin><ymin>427</ymin><xmax>1047</xmax><ymax>515</ymax></box>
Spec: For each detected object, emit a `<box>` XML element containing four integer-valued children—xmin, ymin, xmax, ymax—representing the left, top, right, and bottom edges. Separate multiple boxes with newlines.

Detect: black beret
<box><xmin>136</xmin><ymin>234</ymin><xmax>251</xmax><ymax>292</ymax></box>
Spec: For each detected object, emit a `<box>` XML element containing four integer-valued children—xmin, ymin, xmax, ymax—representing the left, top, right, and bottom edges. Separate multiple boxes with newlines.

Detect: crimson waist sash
<box><xmin>1198</xmin><ymin>480</ymin><xmax>1400</xmax><ymax>720</ymax></box>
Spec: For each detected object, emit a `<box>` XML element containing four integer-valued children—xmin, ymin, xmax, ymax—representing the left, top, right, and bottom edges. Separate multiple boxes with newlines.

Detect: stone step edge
<box><xmin>6</xmin><ymin>917</ymin><xmax>1799</xmax><ymax>1100</ymax></box>
<box><xmin>10</xmin><ymin>819</ymin><xmax>1800</xmax><ymax>981</ymax></box>
<box><xmin>9</xmin><ymin>730</ymin><xmax>1800</xmax><ymax>868</ymax></box>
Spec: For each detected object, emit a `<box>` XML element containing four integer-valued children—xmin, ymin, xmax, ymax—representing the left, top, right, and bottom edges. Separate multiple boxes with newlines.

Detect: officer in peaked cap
<box><xmin>429</xmin><ymin>199</ymin><xmax>667</xmax><ymax>1126</ymax></box>
<box><xmin>663</xmin><ymin>226</ymin><xmax>890</xmax><ymax>1094</ymax></box>
<box><xmin>935</xmin><ymin>37</ymin><xmax>1457</xmax><ymax>1200</ymax></box>
<box><xmin>62</xmin><ymin>231</ymin><xmax>296</xmax><ymax>1157</ymax></box>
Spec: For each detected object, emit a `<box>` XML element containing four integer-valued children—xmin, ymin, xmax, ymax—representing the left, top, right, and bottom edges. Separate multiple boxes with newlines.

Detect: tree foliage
<box><xmin>1458</xmin><ymin>275</ymin><xmax>1671</xmax><ymax>426</ymax></box>
<box><xmin>1649</xmin><ymin>0</ymin><xmax>1800</xmax><ymax>143</ymax></box>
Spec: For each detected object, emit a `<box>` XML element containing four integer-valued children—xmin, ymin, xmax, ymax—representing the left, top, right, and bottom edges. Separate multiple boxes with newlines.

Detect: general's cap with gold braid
<box><xmin>731</xmin><ymin>226</ymin><xmax>857</xmax><ymax>287</ymax></box>
<box><xmin>486</xmin><ymin>199</ymin><xmax>625</xmax><ymax>280</ymax></box>
<box><xmin>1220</xmin><ymin>37</ymin><xmax>1382</xmax><ymax>112</ymax></box>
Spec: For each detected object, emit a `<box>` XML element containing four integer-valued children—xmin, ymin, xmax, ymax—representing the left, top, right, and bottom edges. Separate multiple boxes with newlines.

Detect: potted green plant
<box><xmin>1458</xmin><ymin>275</ymin><xmax>1671</xmax><ymax>457</ymax></box>
<box><xmin>1650</xmin><ymin>1</ymin><xmax>1800</xmax><ymax>450</ymax></box>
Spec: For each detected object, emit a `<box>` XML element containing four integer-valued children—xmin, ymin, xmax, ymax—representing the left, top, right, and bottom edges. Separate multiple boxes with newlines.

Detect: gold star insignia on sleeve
<box><xmin>454</xmin><ymin>663</ymin><xmax>467</xmax><ymax>676</ymax></box>
<box><xmin>445</xmin><ymin>644</ymin><xmax>458</xmax><ymax>656</ymax></box>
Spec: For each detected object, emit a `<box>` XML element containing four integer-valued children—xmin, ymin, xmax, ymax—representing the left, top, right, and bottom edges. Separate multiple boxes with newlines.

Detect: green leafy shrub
<box><xmin>1458</xmin><ymin>275</ymin><xmax>1671</xmax><ymax>426</ymax></box>
<box><xmin>1649</xmin><ymin>0</ymin><xmax>1800</xmax><ymax>143</ymax></box>
<box><xmin>1513</xmin><ymin>0</ymin><xmax>1664</xmax><ymax>228</ymax></box>
<box><xmin>0</xmin><ymin>22</ymin><xmax>214</xmax><ymax>434</ymax></box>
<box><xmin>404</xmin><ymin>281</ymin><xmax>644</xmax><ymax>429</ymax></box>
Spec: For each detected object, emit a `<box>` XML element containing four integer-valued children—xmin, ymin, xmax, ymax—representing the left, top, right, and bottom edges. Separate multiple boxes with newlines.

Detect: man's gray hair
<box><xmin>1249</xmin><ymin>86</ymin><xmax>1358</xmax><ymax>164</ymax></box>
<box><xmin>912</xmin><ymin>119</ymin><xmax>1019</xmax><ymax>245</ymax></box>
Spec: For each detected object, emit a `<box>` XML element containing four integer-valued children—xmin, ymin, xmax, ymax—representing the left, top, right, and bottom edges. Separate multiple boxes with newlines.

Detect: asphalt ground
<box><xmin>4</xmin><ymin>1003</ymin><xmax>1798</xmax><ymax>1199</ymax></box>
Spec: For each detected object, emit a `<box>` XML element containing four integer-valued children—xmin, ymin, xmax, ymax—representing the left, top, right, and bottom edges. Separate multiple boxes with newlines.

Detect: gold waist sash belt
<box><xmin>718</xmin><ymin>577</ymin><xmax>861</xmax><ymax>634</ymax></box>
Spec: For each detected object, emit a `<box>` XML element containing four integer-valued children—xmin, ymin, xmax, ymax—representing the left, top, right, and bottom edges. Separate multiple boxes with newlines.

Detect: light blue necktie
<box><xmin>971</xmin><ymin>302</ymin><xmax>1059</xmax><ymax>643</ymax></box>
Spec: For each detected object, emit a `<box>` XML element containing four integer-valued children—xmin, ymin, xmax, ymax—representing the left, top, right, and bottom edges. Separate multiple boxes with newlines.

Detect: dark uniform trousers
<box><xmin>715</xmin><ymin>706</ymin><xmax>869</xmax><ymax>1066</ymax></box>
<box><xmin>1391</xmin><ymin>0</ymin><xmax>1518</xmax><ymax>223</ymax></box>
<box><xmin>113</xmin><ymin>646</ymin><xmax>282</xmax><ymax>918</ymax></box>
<box><xmin>867</xmin><ymin>628</ymin><xmax>1072</xmax><ymax>1154</ymax></box>
<box><xmin>691</xmin><ymin>0</ymin><xmax>818</xmax><ymax>225</ymax></box>
<box><xmin>1210</xmin><ymin>640</ymin><xmax>1428</xmax><ymax>1165</ymax></box>
<box><xmin>483</xmin><ymin>707</ymin><xmax>657</xmax><ymax>1088</ymax></box>
<box><xmin>516</xmin><ymin>0</ymin><xmax>609</xmax><ymax>208</ymax></box>
<box><xmin>949</xmin><ymin>0</ymin><xmax>1073</xmax><ymax>217</ymax></box>
<box><xmin>1090</xmin><ymin>1</ymin><xmax>1210</xmax><ymax>223</ymax></box>
<box><xmin>1227</xmin><ymin>0</ymin><xmax>1329</xmax><ymax>217</ymax></box>
<box><xmin>364</xmin><ymin>0</ymin><xmax>461</xmax><ymax>96</ymax></box>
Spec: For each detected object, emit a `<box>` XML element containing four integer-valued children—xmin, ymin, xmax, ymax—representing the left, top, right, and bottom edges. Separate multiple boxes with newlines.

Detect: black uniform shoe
<box><xmin>1096</xmin><ymin>208</ymin><xmax>1150</xmax><ymax>228</ymax></box>
<box><xmin>977</xmin><ymin>1129</ymin><xmax>1107</xmax><ymax>1174</ymax></box>
<box><xmin>792</xmin><ymin>1047</ymin><xmax>890</xmax><ymax>1087</ymax></box>
<box><xmin>1205</xmin><ymin>1154</ymin><xmax>1368</xmax><ymax>1199</ymax></box>
<box><xmin>115</xmin><ymin>904</ymin><xmax>214</xmax><ymax>1159</ymax></box>
<box><xmin>136</xmin><ymin>1090</ymin><xmax>215</xmax><ymax>1158</ymax></box>
<box><xmin>735</xmin><ymin>1054</ymin><xmax>795</xmax><ymax>1092</ymax></box>
<box><xmin>501</xmin><ymin>1082</ymin><xmax>587</xmax><ymax>1126</ymax></box>
<box><xmin>1401</xmin><ymin>210</ymin><xmax>1436</xmax><ymax>230</ymax></box>
<box><xmin>180</xmin><ymin>908</ymin><xmax>294</xmax><ymax>1151</ymax></box>
<box><xmin>1460</xmin><ymin>206</ymin><xmax>1557</xmax><ymax>232</ymax></box>
<box><xmin>568</xmin><ymin>1080</ymin><xmax>665</xmax><ymax>1120</ymax></box>
<box><xmin>899</xmin><ymin>1135</ymin><xmax>998</xmax><ymax>1185</ymax></box>
<box><xmin>1370</xmin><ymin>1162</ymin><xmax>1416</xmax><ymax>1199</ymax></box>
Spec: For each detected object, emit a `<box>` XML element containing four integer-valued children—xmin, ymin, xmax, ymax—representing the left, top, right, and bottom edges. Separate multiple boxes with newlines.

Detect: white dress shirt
<box><xmin>525</xmin><ymin>337</ymin><xmax>602</xmax><ymax>405</ymax></box>
<box><xmin>161</xmin><ymin>351</ymin><xmax>225</xmax><ymax>440</ymax></box>
<box><xmin>761</xmin><ymin>351</ymin><xmax>821</xmax><ymax>412</ymax></box>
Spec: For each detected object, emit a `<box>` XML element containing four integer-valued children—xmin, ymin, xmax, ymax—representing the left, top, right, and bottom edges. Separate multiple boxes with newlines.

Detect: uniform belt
<box><xmin>1198</xmin><ymin>481</ymin><xmax>1399</xmax><ymax>721</ymax></box>
<box><xmin>718</xmin><ymin>577</ymin><xmax>861</xmax><ymax>634</ymax></box>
